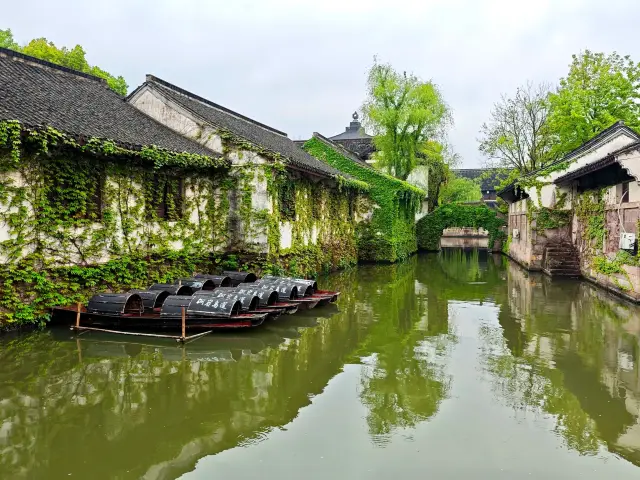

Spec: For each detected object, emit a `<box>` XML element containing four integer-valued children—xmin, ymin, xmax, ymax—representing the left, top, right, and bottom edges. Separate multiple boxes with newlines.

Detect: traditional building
<box><xmin>0</xmin><ymin>47</ymin><xmax>224</xmax><ymax>266</ymax></box>
<box><xmin>0</xmin><ymin>48</ymin><xmax>372</xmax><ymax>326</ymax></box>
<box><xmin>126</xmin><ymin>75</ymin><xmax>368</xmax><ymax>264</ymax></box>
<box><xmin>327</xmin><ymin>112</ymin><xmax>376</xmax><ymax>163</ymax></box>
<box><xmin>498</xmin><ymin>121</ymin><xmax>640</xmax><ymax>301</ymax></box>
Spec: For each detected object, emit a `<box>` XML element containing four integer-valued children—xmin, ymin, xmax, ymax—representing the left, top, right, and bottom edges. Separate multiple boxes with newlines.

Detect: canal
<box><xmin>1</xmin><ymin>251</ymin><xmax>640</xmax><ymax>479</ymax></box>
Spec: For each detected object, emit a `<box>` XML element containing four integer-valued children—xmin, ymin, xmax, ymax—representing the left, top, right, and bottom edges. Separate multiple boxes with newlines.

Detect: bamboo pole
<box><xmin>181</xmin><ymin>307</ymin><xmax>186</xmax><ymax>341</ymax></box>
<box><xmin>75</xmin><ymin>302</ymin><xmax>82</xmax><ymax>329</ymax></box>
<box><xmin>182</xmin><ymin>330</ymin><xmax>213</xmax><ymax>344</ymax></box>
<box><xmin>74</xmin><ymin>325</ymin><xmax>182</xmax><ymax>340</ymax></box>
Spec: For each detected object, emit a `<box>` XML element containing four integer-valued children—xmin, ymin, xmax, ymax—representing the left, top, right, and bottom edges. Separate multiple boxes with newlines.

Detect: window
<box><xmin>47</xmin><ymin>163</ymin><xmax>104</xmax><ymax>221</ymax></box>
<box><xmin>622</xmin><ymin>182</ymin><xmax>630</xmax><ymax>204</ymax></box>
<box><xmin>279</xmin><ymin>181</ymin><xmax>296</xmax><ymax>221</ymax></box>
<box><xmin>147</xmin><ymin>175</ymin><xmax>185</xmax><ymax>221</ymax></box>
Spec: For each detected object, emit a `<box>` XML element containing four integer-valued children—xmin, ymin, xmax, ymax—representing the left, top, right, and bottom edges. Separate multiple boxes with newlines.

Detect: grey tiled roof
<box><xmin>0</xmin><ymin>48</ymin><xmax>214</xmax><ymax>157</ymax></box>
<box><xmin>142</xmin><ymin>76</ymin><xmax>342</xmax><ymax>178</ymax></box>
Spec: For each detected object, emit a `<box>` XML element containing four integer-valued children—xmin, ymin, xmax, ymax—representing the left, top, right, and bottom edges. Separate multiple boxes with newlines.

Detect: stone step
<box><xmin>547</xmin><ymin>257</ymin><xmax>580</xmax><ymax>263</ymax></box>
<box><xmin>547</xmin><ymin>268</ymin><xmax>581</xmax><ymax>275</ymax></box>
<box><xmin>546</xmin><ymin>255</ymin><xmax>579</xmax><ymax>262</ymax></box>
<box><xmin>546</xmin><ymin>248</ymin><xmax>578</xmax><ymax>254</ymax></box>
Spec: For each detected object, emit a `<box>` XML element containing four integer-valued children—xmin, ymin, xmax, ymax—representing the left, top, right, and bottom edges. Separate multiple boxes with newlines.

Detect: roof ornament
<box><xmin>352</xmin><ymin>111</ymin><xmax>359</xmax><ymax>121</ymax></box>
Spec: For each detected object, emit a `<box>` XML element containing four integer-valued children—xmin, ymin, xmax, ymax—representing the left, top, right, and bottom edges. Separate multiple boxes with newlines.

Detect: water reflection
<box><xmin>1</xmin><ymin>252</ymin><xmax>640</xmax><ymax>479</ymax></box>
<box><xmin>483</xmin><ymin>262</ymin><xmax>640</xmax><ymax>465</ymax></box>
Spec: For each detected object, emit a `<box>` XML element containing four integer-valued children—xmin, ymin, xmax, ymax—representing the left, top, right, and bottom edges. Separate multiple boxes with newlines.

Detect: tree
<box><xmin>547</xmin><ymin>50</ymin><xmax>640</xmax><ymax>158</ymax></box>
<box><xmin>478</xmin><ymin>82</ymin><xmax>555</xmax><ymax>174</ymax></box>
<box><xmin>0</xmin><ymin>28</ymin><xmax>18</xmax><ymax>49</ymax></box>
<box><xmin>363</xmin><ymin>59</ymin><xmax>452</xmax><ymax>180</ymax></box>
<box><xmin>0</xmin><ymin>29</ymin><xmax>128</xmax><ymax>96</ymax></box>
<box><xmin>438</xmin><ymin>174</ymin><xmax>482</xmax><ymax>204</ymax></box>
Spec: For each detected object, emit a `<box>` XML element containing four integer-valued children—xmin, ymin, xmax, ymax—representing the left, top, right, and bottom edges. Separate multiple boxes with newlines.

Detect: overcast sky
<box><xmin>3</xmin><ymin>0</ymin><xmax>640</xmax><ymax>167</ymax></box>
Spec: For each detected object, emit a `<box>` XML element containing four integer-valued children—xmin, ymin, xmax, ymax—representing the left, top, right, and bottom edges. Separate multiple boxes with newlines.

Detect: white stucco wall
<box><xmin>129</xmin><ymin>84</ymin><xmax>373</xmax><ymax>257</ymax></box>
<box><xmin>0</xmin><ymin>171</ymin><xmax>222</xmax><ymax>265</ymax></box>
<box><xmin>129</xmin><ymin>87</ymin><xmax>224</xmax><ymax>154</ymax></box>
<box><xmin>524</xmin><ymin>130</ymin><xmax>638</xmax><ymax>209</ymax></box>
<box><xmin>280</xmin><ymin>222</ymin><xmax>293</xmax><ymax>250</ymax></box>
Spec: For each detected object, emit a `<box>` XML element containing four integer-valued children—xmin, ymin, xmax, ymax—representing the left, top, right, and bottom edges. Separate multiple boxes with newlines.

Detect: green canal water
<box><xmin>2</xmin><ymin>251</ymin><xmax>640</xmax><ymax>479</ymax></box>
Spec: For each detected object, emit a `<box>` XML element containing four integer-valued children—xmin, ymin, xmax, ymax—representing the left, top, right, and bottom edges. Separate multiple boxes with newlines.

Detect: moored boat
<box><xmin>51</xmin><ymin>270</ymin><xmax>339</xmax><ymax>337</ymax></box>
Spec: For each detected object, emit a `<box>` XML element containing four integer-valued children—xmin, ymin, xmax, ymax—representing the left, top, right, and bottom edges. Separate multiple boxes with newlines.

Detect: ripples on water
<box><xmin>1</xmin><ymin>250</ymin><xmax>640</xmax><ymax>479</ymax></box>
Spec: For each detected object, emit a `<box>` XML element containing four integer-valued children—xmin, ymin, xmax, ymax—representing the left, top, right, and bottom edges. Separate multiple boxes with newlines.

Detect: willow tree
<box><xmin>363</xmin><ymin>59</ymin><xmax>452</xmax><ymax>181</ymax></box>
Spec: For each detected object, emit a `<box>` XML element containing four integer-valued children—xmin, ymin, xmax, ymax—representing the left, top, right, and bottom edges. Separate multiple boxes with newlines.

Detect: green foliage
<box><xmin>592</xmin><ymin>256</ymin><xmax>625</xmax><ymax>276</ymax></box>
<box><xmin>0</xmin><ymin>28</ymin><xmax>18</xmax><ymax>49</ymax></box>
<box><xmin>502</xmin><ymin>234</ymin><xmax>512</xmax><ymax>254</ymax></box>
<box><xmin>548</xmin><ymin>50</ymin><xmax>640</xmax><ymax>158</ymax></box>
<box><xmin>416</xmin><ymin>140</ymin><xmax>456</xmax><ymax>211</ymax></box>
<box><xmin>416</xmin><ymin>203</ymin><xmax>506</xmax><ymax>251</ymax></box>
<box><xmin>574</xmin><ymin>188</ymin><xmax>606</xmax><ymax>255</ymax></box>
<box><xmin>0</xmin><ymin>28</ymin><xmax>128</xmax><ymax>96</ymax></box>
<box><xmin>362</xmin><ymin>58</ymin><xmax>452</xmax><ymax>181</ymax></box>
<box><xmin>264</xmin><ymin>167</ymin><xmax>361</xmax><ymax>277</ymax></box>
<box><xmin>533</xmin><ymin>207</ymin><xmax>571</xmax><ymax>232</ymax></box>
<box><xmin>0</xmin><ymin>121</ymin><xmax>364</xmax><ymax>328</ymax></box>
<box><xmin>526</xmin><ymin>190</ymin><xmax>571</xmax><ymax>234</ymax></box>
<box><xmin>479</xmin><ymin>82</ymin><xmax>556</xmax><ymax>173</ymax></box>
<box><xmin>439</xmin><ymin>174</ymin><xmax>482</xmax><ymax>204</ymax></box>
<box><xmin>303</xmin><ymin>137</ymin><xmax>424</xmax><ymax>262</ymax></box>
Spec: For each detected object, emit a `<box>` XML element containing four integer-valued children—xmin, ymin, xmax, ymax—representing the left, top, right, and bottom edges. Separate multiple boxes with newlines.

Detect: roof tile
<box><xmin>0</xmin><ymin>48</ymin><xmax>214</xmax><ymax>157</ymax></box>
<box><xmin>142</xmin><ymin>76</ymin><xmax>342</xmax><ymax>178</ymax></box>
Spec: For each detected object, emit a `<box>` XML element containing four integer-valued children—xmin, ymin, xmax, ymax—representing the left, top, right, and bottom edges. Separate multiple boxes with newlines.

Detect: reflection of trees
<box><xmin>355</xmin><ymin>257</ymin><xmax>453</xmax><ymax>443</ymax></box>
<box><xmin>0</xmin><ymin>269</ymin><xmax>379</xmax><ymax>480</ymax></box>
<box><xmin>416</xmin><ymin>249</ymin><xmax>507</xmax><ymax>304</ymax></box>
<box><xmin>484</xmin><ymin>262</ymin><xmax>640</xmax><ymax>464</ymax></box>
<box><xmin>5</xmin><ymin>251</ymin><xmax>640</xmax><ymax>477</ymax></box>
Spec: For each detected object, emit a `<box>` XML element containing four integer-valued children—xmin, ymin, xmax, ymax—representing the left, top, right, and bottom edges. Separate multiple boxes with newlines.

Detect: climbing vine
<box><xmin>302</xmin><ymin>136</ymin><xmax>425</xmax><ymax>262</ymax></box>
<box><xmin>573</xmin><ymin>187</ymin><xmax>637</xmax><ymax>292</ymax></box>
<box><xmin>263</xmin><ymin>166</ymin><xmax>364</xmax><ymax>276</ymax></box>
<box><xmin>525</xmin><ymin>188</ymin><xmax>572</xmax><ymax>234</ymax></box>
<box><xmin>573</xmin><ymin>188</ymin><xmax>606</xmax><ymax>257</ymax></box>
<box><xmin>0</xmin><ymin>121</ymin><xmax>366</xmax><ymax>329</ymax></box>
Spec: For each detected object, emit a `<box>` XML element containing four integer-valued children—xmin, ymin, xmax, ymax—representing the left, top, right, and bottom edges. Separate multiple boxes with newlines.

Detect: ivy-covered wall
<box><xmin>0</xmin><ymin>121</ymin><xmax>367</xmax><ymax>329</ymax></box>
<box><xmin>302</xmin><ymin>136</ymin><xmax>425</xmax><ymax>263</ymax></box>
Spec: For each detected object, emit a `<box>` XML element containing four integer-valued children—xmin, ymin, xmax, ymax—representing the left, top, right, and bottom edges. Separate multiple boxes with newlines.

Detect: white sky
<box><xmin>3</xmin><ymin>0</ymin><xmax>640</xmax><ymax>167</ymax></box>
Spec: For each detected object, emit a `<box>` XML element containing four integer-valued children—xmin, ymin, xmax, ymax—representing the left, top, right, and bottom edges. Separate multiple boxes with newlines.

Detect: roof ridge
<box><xmin>145</xmin><ymin>75</ymin><xmax>288</xmax><ymax>137</ymax></box>
<box><xmin>0</xmin><ymin>47</ymin><xmax>109</xmax><ymax>87</ymax></box>
<box><xmin>562</xmin><ymin>120</ymin><xmax>636</xmax><ymax>162</ymax></box>
<box><xmin>517</xmin><ymin>121</ymin><xmax>638</xmax><ymax>182</ymax></box>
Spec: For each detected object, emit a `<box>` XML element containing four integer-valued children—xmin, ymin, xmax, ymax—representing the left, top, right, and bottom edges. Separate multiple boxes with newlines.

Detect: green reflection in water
<box><xmin>1</xmin><ymin>251</ymin><xmax>640</xmax><ymax>479</ymax></box>
<box><xmin>483</xmin><ymin>261</ymin><xmax>640</xmax><ymax>465</ymax></box>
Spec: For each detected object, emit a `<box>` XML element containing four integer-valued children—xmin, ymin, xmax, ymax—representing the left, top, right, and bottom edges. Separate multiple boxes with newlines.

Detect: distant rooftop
<box><xmin>329</xmin><ymin>112</ymin><xmax>372</xmax><ymax>141</ymax></box>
